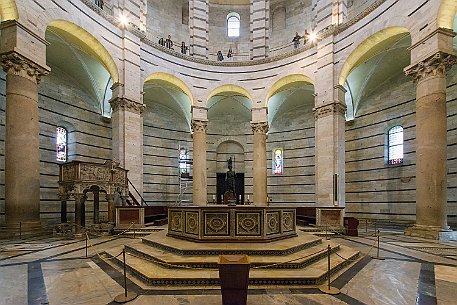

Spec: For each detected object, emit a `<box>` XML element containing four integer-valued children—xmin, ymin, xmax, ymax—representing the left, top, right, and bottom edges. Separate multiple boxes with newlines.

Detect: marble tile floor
<box><xmin>0</xmin><ymin>229</ymin><xmax>456</xmax><ymax>305</ymax></box>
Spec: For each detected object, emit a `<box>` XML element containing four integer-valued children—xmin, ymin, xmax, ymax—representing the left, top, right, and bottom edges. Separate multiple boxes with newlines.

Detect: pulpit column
<box><xmin>251</xmin><ymin>122</ymin><xmax>268</xmax><ymax>206</ymax></box>
<box><xmin>74</xmin><ymin>194</ymin><xmax>87</xmax><ymax>233</ymax></box>
<box><xmin>106</xmin><ymin>194</ymin><xmax>115</xmax><ymax>223</ymax></box>
<box><xmin>1</xmin><ymin>53</ymin><xmax>48</xmax><ymax>225</ymax></box>
<box><xmin>192</xmin><ymin>119</ymin><xmax>208</xmax><ymax>205</ymax></box>
<box><xmin>405</xmin><ymin>52</ymin><xmax>457</xmax><ymax>239</ymax></box>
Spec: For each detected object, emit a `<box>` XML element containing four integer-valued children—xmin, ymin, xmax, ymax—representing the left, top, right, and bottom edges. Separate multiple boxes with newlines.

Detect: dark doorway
<box><xmin>216</xmin><ymin>173</ymin><xmax>244</xmax><ymax>204</ymax></box>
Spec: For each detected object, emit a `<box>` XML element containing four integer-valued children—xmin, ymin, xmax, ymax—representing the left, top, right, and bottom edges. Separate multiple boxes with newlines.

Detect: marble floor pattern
<box><xmin>0</xmin><ymin>229</ymin><xmax>456</xmax><ymax>305</ymax></box>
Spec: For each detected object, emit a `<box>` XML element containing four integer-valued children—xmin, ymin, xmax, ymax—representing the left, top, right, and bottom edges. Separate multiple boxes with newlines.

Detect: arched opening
<box><xmin>215</xmin><ymin>141</ymin><xmax>245</xmax><ymax>204</ymax></box>
<box><xmin>342</xmin><ymin>28</ymin><xmax>414</xmax><ymax>222</ymax></box>
<box><xmin>206</xmin><ymin>84</ymin><xmax>252</xmax><ymax>202</ymax></box>
<box><xmin>266</xmin><ymin>74</ymin><xmax>315</xmax><ymax>205</ymax></box>
<box><xmin>143</xmin><ymin>73</ymin><xmax>193</xmax><ymax>205</ymax></box>
<box><xmin>42</xmin><ymin>20</ymin><xmax>117</xmax><ymax>226</ymax></box>
<box><xmin>227</xmin><ymin>12</ymin><xmax>240</xmax><ymax>37</ymax></box>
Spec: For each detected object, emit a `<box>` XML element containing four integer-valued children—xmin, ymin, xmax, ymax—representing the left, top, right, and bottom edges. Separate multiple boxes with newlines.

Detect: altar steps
<box><xmin>103</xmin><ymin>230</ymin><xmax>359</xmax><ymax>286</ymax></box>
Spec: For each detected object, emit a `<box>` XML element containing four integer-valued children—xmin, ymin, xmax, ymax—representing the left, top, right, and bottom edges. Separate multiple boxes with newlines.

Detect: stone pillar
<box><xmin>251</xmin><ymin>122</ymin><xmax>268</xmax><ymax>206</ymax></box>
<box><xmin>250</xmin><ymin>0</ymin><xmax>270</xmax><ymax>59</ymax></box>
<box><xmin>405</xmin><ymin>52</ymin><xmax>457</xmax><ymax>239</ymax></box>
<box><xmin>110</xmin><ymin>95</ymin><xmax>145</xmax><ymax>204</ymax></box>
<box><xmin>106</xmin><ymin>194</ymin><xmax>115</xmax><ymax>223</ymax></box>
<box><xmin>192</xmin><ymin>119</ymin><xmax>208</xmax><ymax>205</ymax></box>
<box><xmin>93</xmin><ymin>190</ymin><xmax>100</xmax><ymax>224</ymax></box>
<box><xmin>189</xmin><ymin>0</ymin><xmax>209</xmax><ymax>59</ymax></box>
<box><xmin>311</xmin><ymin>0</ymin><xmax>347</xmax><ymax>32</ymax></box>
<box><xmin>1</xmin><ymin>53</ymin><xmax>48</xmax><ymax>225</ymax></box>
<box><xmin>314</xmin><ymin>89</ymin><xmax>346</xmax><ymax>209</ymax></box>
<box><xmin>74</xmin><ymin>194</ymin><xmax>86</xmax><ymax>233</ymax></box>
<box><xmin>60</xmin><ymin>195</ymin><xmax>68</xmax><ymax>223</ymax></box>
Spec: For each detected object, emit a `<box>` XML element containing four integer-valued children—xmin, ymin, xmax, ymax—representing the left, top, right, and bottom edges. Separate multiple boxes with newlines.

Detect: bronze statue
<box><xmin>226</xmin><ymin>157</ymin><xmax>236</xmax><ymax>195</ymax></box>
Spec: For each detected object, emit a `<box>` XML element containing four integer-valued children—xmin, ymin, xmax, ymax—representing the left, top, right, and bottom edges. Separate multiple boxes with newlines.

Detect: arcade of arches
<box><xmin>1</xmin><ymin>1</ymin><xmax>457</xmax><ymax>305</ymax></box>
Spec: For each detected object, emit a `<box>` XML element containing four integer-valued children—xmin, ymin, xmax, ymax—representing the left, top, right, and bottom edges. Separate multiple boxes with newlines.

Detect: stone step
<box><xmin>122</xmin><ymin>241</ymin><xmax>341</xmax><ymax>269</ymax></box>
<box><xmin>141</xmin><ymin>230</ymin><xmax>323</xmax><ymax>256</ymax></box>
<box><xmin>105</xmin><ymin>245</ymin><xmax>359</xmax><ymax>286</ymax></box>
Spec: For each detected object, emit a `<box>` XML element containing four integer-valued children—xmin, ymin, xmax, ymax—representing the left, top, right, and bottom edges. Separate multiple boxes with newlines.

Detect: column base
<box><xmin>0</xmin><ymin>221</ymin><xmax>51</xmax><ymax>240</ymax></box>
<box><xmin>405</xmin><ymin>225</ymin><xmax>457</xmax><ymax>241</ymax></box>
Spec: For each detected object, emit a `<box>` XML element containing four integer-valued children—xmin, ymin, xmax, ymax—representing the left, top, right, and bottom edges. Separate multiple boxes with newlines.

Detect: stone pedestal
<box><xmin>1</xmin><ymin>52</ymin><xmax>48</xmax><ymax>225</ymax></box>
<box><xmin>192</xmin><ymin>119</ymin><xmax>208</xmax><ymax>205</ymax></box>
<box><xmin>251</xmin><ymin>122</ymin><xmax>268</xmax><ymax>206</ymax></box>
<box><xmin>405</xmin><ymin>51</ymin><xmax>457</xmax><ymax>240</ymax></box>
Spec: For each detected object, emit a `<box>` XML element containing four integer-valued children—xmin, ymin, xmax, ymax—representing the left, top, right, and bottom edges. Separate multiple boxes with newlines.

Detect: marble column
<box><xmin>1</xmin><ymin>53</ymin><xmax>48</xmax><ymax>225</ymax></box>
<box><xmin>192</xmin><ymin>119</ymin><xmax>208</xmax><ymax>205</ymax></box>
<box><xmin>251</xmin><ymin>122</ymin><xmax>268</xmax><ymax>206</ymax></box>
<box><xmin>93</xmin><ymin>190</ymin><xmax>100</xmax><ymax>224</ymax></box>
<box><xmin>405</xmin><ymin>52</ymin><xmax>457</xmax><ymax>240</ymax></box>
<box><xmin>74</xmin><ymin>194</ymin><xmax>86</xmax><ymax>233</ymax></box>
<box><xmin>106</xmin><ymin>194</ymin><xmax>115</xmax><ymax>223</ymax></box>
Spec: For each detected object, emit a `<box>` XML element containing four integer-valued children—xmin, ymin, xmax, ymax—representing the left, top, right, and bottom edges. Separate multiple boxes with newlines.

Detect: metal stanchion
<box><xmin>85</xmin><ymin>233</ymin><xmax>88</xmax><ymax>258</ymax></box>
<box><xmin>114</xmin><ymin>247</ymin><xmax>137</xmax><ymax>303</ymax></box>
<box><xmin>371</xmin><ymin>230</ymin><xmax>385</xmax><ymax>260</ymax></box>
<box><xmin>319</xmin><ymin>245</ymin><xmax>340</xmax><ymax>295</ymax></box>
<box><xmin>365</xmin><ymin>219</ymin><xmax>368</xmax><ymax>233</ymax></box>
<box><xmin>19</xmin><ymin>222</ymin><xmax>22</xmax><ymax>240</ymax></box>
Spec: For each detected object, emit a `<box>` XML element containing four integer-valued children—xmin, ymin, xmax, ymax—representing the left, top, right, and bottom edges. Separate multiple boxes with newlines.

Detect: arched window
<box><xmin>388</xmin><ymin>126</ymin><xmax>403</xmax><ymax>165</ymax></box>
<box><xmin>227</xmin><ymin>13</ymin><xmax>240</xmax><ymax>37</ymax></box>
<box><xmin>56</xmin><ymin>127</ymin><xmax>67</xmax><ymax>162</ymax></box>
<box><xmin>272</xmin><ymin>148</ymin><xmax>283</xmax><ymax>175</ymax></box>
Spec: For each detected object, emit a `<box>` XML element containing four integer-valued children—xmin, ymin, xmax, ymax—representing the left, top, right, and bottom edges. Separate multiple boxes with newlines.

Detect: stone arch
<box><xmin>47</xmin><ymin>20</ymin><xmax>119</xmax><ymax>83</ymax></box>
<box><xmin>0</xmin><ymin>0</ymin><xmax>18</xmax><ymax>21</ymax></box>
<box><xmin>338</xmin><ymin>26</ymin><xmax>410</xmax><ymax>86</ymax></box>
<box><xmin>266</xmin><ymin>74</ymin><xmax>314</xmax><ymax>125</ymax></box>
<box><xmin>144</xmin><ymin>72</ymin><xmax>194</xmax><ymax>105</ymax></box>
<box><xmin>437</xmin><ymin>0</ymin><xmax>457</xmax><ymax>29</ymax></box>
<box><xmin>265</xmin><ymin>74</ymin><xmax>314</xmax><ymax>107</ymax></box>
<box><xmin>207</xmin><ymin>84</ymin><xmax>252</xmax><ymax>105</ymax></box>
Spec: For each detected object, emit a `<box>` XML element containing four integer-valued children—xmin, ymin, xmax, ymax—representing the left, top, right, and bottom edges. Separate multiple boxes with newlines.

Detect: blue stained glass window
<box><xmin>273</xmin><ymin>148</ymin><xmax>283</xmax><ymax>175</ymax></box>
<box><xmin>56</xmin><ymin>127</ymin><xmax>67</xmax><ymax>162</ymax></box>
<box><xmin>388</xmin><ymin>126</ymin><xmax>403</xmax><ymax>165</ymax></box>
<box><xmin>179</xmin><ymin>147</ymin><xmax>190</xmax><ymax>175</ymax></box>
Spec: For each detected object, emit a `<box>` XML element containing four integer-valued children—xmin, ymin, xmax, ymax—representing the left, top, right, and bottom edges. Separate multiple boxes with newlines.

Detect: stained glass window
<box><xmin>227</xmin><ymin>14</ymin><xmax>240</xmax><ymax>37</ymax></box>
<box><xmin>56</xmin><ymin>127</ymin><xmax>67</xmax><ymax>162</ymax></box>
<box><xmin>388</xmin><ymin>126</ymin><xmax>403</xmax><ymax>165</ymax></box>
<box><xmin>272</xmin><ymin>148</ymin><xmax>283</xmax><ymax>175</ymax></box>
<box><xmin>179</xmin><ymin>147</ymin><xmax>191</xmax><ymax>175</ymax></box>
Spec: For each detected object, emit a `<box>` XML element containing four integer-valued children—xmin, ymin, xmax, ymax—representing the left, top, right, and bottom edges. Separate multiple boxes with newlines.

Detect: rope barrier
<box><xmin>85</xmin><ymin>231</ymin><xmax>123</xmax><ymax>261</ymax></box>
<box><xmin>251</xmin><ymin>248</ymin><xmax>327</xmax><ymax>269</ymax></box>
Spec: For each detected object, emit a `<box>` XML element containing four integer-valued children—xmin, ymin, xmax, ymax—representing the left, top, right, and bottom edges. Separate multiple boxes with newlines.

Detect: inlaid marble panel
<box><xmin>185</xmin><ymin>212</ymin><xmax>199</xmax><ymax>235</ymax></box>
<box><xmin>266</xmin><ymin>212</ymin><xmax>280</xmax><ymax>235</ymax></box>
<box><xmin>170</xmin><ymin>211</ymin><xmax>183</xmax><ymax>232</ymax></box>
<box><xmin>204</xmin><ymin>212</ymin><xmax>229</xmax><ymax>236</ymax></box>
<box><xmin>282</xmin><ymin>211</ymin><xmax>295</xmax><ymax>232</ymax></box>
<box><xmin>236</xmin><ymin>212</ymin><xmax>261</xmax><ymax>236</ymax></box>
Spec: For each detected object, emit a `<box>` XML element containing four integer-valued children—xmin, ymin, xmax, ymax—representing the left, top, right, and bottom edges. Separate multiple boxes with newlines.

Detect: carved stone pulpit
<box><xmin>58</xmin><ymin>160</ymin><xmax>128</xmax><ymax>232</ymax></box>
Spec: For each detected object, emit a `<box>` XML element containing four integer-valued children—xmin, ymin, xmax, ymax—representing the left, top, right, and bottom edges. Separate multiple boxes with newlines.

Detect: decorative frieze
<box><xmin>405</xmin><ymin>51</ymin><xmax>457</xmax><ymax>82</ymax></box>
<box><xmin>313</xmin><ymin>102</ymin><xmax>346</xmax><ymax>120</ymax></box>
<box><xmin>110</xmin><ymin>97</ymin><xmax>145</xmax><ymax>114</ymax></box>
<box><xmin>1</xmin><ymin>52</ymin><xmax>49</xmax><ymax>84</ymax></box>
<box><xmin>191</xmin><ymin>119</ymin><xmax>208</xmax><ymax>133</ymax></box>
<box><xmin>251</xmin><ymin>121</ymin><xmax>269</xmax><ymax>134</ymax></box>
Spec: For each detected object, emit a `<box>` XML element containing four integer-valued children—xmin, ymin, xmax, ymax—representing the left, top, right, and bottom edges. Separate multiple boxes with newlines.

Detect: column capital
<box><xmin>313</xmin><ymin>102</ymin><xmax>346</xmax><ymax>120</ymax></box>
<box><xmin>110</xmin><ymin>96</ymin><xmax>145</xmax><ymax>114</ymax></box>
<box><xmin>191</xmin><ymin>119</ymin><xmax>208</xmax><ymax>133</ymax></box>
<box><xmin>405</xmin><ymin>51</ymin><xmax>457</xmax><ymax>82</ymax></box>
<box><xmin>251</xmin><ymin>121</ymin><xmax>269</xmax><ymax>134</ymax></box>
<box><xmin>1</xmin><ymin>52</ymin><xmax>49</xmax><ymax>84</ymax></box>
